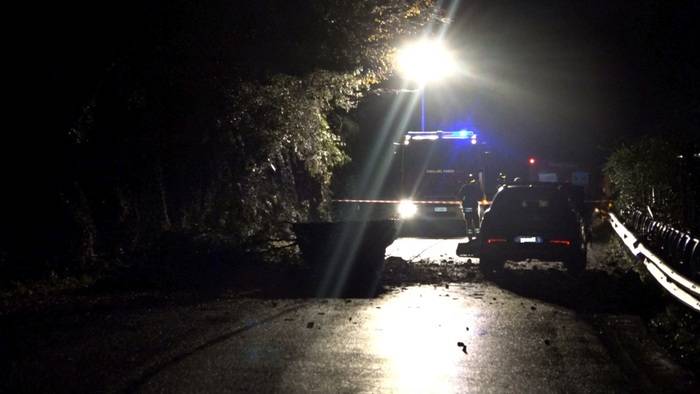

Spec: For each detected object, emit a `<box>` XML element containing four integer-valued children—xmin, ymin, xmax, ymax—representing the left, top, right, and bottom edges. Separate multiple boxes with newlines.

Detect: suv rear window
<box><xmin>490</xmin><ymin>187</ymin><xmax>570</xmax><ymax>216</ymax></box>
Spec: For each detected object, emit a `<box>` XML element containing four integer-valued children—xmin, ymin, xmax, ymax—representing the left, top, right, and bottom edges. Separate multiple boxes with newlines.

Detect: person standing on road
<box><xmin>458</xmin><ymin>174</ymin><xmax>481</xmax><ymax>236</ymax></box>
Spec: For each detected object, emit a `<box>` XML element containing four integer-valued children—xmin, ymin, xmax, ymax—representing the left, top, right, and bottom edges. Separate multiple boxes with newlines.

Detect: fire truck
<box><xmin>335</xmin><ymin>130</ymin><xmax>507</xmax><ymax>237</ymax></box>
<box><xmin>396</xmin><ymin>130</ymin><xmax>502</xmax><ymax>236</ymax></box>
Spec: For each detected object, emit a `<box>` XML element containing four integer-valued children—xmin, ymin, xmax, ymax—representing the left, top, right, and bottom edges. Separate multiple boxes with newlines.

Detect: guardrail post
<box><xmin>691</xmin><ymin>240</ymin><xmax>700</xmax><ymax>282</ymax></box>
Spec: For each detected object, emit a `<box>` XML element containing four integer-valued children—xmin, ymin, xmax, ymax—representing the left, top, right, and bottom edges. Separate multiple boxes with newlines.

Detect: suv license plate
<box><xmin>434</xmin><ymin>207</ymin><xmax>448</xmax><ymax>212</ymax></box>
<box><xmin>517</xmin><ymin>236</ymin><xmax>542</xmax><ymax>243</ymax></box>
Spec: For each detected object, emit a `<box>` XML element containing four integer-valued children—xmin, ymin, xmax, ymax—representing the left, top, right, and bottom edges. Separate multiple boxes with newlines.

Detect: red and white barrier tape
<box><xmin>333</xmin><ymin>199</ymin><xmax>462</xmax><ymax>205</ymax></box>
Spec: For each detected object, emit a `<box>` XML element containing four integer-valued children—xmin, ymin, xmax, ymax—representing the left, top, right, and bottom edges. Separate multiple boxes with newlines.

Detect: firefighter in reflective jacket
<box><xmin>458</xmin><ymin>174</ymin><xmax>480</xmax><ymax>236</ymax></box>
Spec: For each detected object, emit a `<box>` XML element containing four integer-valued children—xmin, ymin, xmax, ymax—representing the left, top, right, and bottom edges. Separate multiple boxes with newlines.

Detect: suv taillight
<box><xmin>548</xmin><ymin>239</ymin><xmax>571</xmax><ymax>246</ymax></box>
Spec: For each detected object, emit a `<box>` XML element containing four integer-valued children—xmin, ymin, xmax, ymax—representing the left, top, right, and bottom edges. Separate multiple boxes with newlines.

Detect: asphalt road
<box><xmin>136</xmin><ymin>286</ymin><xmax>636</xmax><ymax>393</ymax></box>
<box><xmin>2</xmin><ymin>238</ymin><xmax>697</xmax><ymax>393</ymax></box>
<box><xmin>386</xmin><ymin>237</ymin><xmax>476</xmax><ymax>264</ymax></box>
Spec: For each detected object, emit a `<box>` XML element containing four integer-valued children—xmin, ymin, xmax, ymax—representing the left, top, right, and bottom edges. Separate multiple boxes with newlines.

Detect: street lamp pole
<box><xmin>420</xmin><ymin>89</ymin><xmax>426</xmax><ymax>131</ymax></box>
<box><xmin>396</xmin><ymin>38</ymin><xmax>456</xmax><ymax>131</ymax></box>
<box><xmin>395</xmin><ymin>38</ymin><xmax>458</xmax><ymax>194</ymax></box>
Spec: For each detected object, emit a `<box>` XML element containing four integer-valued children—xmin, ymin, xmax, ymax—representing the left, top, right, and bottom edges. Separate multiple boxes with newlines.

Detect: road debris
<box><xmin>457</xmin><ymin>341</ymin><xmax>468</xmax><ymax>354</ymax></box>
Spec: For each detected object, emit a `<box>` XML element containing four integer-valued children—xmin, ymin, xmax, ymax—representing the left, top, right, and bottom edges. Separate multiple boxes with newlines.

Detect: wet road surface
<box><xmin>3</xmin><ymin>238</ymin><xmax>697</xmax><ymax>393</ymax></box>
<box><xmin>385</xmin><ymin>237</ymin><xmax>475</xmax><ymax>264</ymax></box>
<box><xmin>137</xmin><ymin>284</ymin><xmax>637</xmax><ymax>393</ymax></box>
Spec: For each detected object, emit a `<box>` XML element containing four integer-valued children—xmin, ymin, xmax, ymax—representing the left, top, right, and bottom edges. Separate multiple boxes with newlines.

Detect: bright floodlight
<box><xmin>396</xmin><ymin>39</ymin><xmax>457</xmax><ymax>85</ymax></box>
<box><xmin>397</xmin><ymin>200</ymin><xmax>418</xmax><ymax>219</ymax></box>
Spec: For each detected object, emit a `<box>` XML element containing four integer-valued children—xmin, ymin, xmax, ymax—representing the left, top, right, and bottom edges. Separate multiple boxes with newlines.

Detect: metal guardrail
<box><xmin>609</xmin><ymin>212</ymin><xmax>700</xmax><ymax>312</ymax></box>
<box><xmin>618</xmin><ymin>209</ymin><xmax>700</xmax><ymax>280</ymax></box>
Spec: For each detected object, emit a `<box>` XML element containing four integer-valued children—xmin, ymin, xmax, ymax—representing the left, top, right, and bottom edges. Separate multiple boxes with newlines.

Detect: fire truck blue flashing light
<box><xmin>406</xmin><ymin>130</ymin><xmax>478</xmax><ymax>141</ymax></box>
<box><xmin>443</xmin><ymin>130</ymin><xmax>475</xmax><ymax>139</ymax></box>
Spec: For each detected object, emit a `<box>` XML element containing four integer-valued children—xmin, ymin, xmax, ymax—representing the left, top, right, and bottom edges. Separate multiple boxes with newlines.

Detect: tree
<box><xmin>2</xmin><ymin>0</ymin><xmax>440</xmax><ymax>279</ymax></box>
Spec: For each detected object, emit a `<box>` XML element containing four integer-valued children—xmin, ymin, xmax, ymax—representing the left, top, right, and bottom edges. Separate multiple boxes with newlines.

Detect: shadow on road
<box><xmin>487</xmin><ymin>266</ymin><xmax>661</xmax><ymax>315</ymax></box>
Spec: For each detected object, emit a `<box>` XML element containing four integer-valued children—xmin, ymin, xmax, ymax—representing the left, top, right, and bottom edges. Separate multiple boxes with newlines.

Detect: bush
<box><xmin>604</xmin><ymin>136</ymin><xmax>698</xmax><ymax>232</ymax></box>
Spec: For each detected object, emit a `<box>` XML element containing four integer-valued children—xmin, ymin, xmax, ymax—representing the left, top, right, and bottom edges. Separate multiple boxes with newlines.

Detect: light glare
<box><xmin>396</xmin><ymin>39</ymin><xmax>457</xmax><ymax>84</ymax></box>
<box><xmin>398</xmin><ymin>200</ymin><xmax>418</xmax><ymax>219</ymax></box>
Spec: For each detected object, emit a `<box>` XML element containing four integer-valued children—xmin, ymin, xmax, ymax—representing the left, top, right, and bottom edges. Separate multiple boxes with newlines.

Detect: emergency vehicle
<box><xmin>335</xmin><ymin>130</ymin><xmax>506</xmax><ymax>237</ymax></box>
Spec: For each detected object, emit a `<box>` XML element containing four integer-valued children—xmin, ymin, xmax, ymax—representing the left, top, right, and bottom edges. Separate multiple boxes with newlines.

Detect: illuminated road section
<box><xmin>385</xmin><ymin>237</ymin><xmax>476</xmax><ymax>264</ymax></box>
<box><xmin>139</xmin><ymin>285</ymin><xmax>631</xmax><ymax>393</ymax></box>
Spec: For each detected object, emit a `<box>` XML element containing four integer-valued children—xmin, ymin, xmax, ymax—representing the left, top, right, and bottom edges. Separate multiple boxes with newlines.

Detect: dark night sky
<box><xmin>22</xmin><ymin>1</ymin><xmax>700</xmax><ymax>166</ymax></box>
<box><xmin>361</xmin><ymin>0</ymin><xmax>700</xmax><ymax>165</ymax></box>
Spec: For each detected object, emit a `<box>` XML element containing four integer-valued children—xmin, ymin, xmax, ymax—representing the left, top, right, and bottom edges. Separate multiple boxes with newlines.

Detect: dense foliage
<box><xmin>604</xmin><ymin>136</ymin><xmax>699</xmax><ymax>232</ymax></box>
<box><xmin>2</xmin><ymin>0</ymin><xmax>438</xmax><ymax>282</ymax></box>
